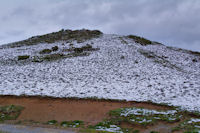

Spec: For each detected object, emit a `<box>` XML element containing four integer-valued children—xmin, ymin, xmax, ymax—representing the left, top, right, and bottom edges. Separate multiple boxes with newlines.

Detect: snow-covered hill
<box><xmin>0</xmin><ymin>29</ymin><xmax>200</xmax><ymax>112</ymax></box>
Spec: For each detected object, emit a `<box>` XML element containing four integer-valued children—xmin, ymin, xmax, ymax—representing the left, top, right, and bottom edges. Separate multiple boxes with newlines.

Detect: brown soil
<box><xmin>0</xmin><ymin>95</ymin><xmax>187</xmax><ymax>133</ymax></box>
<box><xmin>0</xmin><ymin>96</ymin><xmax>172</xmax><ymax>125</ymax></box>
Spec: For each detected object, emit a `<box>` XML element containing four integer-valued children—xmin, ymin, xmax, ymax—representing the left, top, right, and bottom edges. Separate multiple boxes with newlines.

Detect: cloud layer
<box><xmin>0</xmin><ymin>0</ymin><xmax>200</xmax><ymax>51</ymax></box>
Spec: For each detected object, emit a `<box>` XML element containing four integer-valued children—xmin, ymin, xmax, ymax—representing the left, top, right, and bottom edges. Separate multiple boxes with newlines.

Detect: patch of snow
<box><xmin>120</xmin><ymin>108</ymin><xmax>177</xmax><ymax>117</ymax></box>
<box><xmin>96</xmin><ymin>125</ymin><xmax>123</xmax><ymax>133</ymax></box>
<box><xmin>131</xmin><ymin>118</ymin><xmax>153</xmax><ymax>123</ymax></box>
<box><xmin>0</xmin><ymin>34</ymin><xmax>200</xmax><ymax>112</ymax></box>
<box><xmin>188</xmin><ymin>118</ymin><xmax>200</xmax><ymax>124</ymax></box>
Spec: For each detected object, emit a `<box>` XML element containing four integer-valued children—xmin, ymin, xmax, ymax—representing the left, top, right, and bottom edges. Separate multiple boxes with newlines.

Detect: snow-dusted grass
<box><xmin>173</xmin><ymin>118</ymin><xmax>200</xmax><ymax>132</ymax></box>
<box><xmin>96</xmin><ymin>124</ymin><xmax>123</xmax><ymax>133</ymax></box>
<box><xmin>109</xmin><ymin>107</ymin><xmax>181</xmax><ymax>125</ymax></box>
<box><xmin>88</xmin><ymin>121</ymin><xmax>138</xmax><ymax>133</ymax></box>
<box><xmin>0</xmin><ymin>34</ymin><xmax>200</xmax><ymax>112</ymax></box>
<box><xmin>119</xmin><ymin>108</ymin><xmax>177</xmax><ymax>116</ymax></box>
<box><xmin>90</xmin><ymin>107</ymin><xmax>184</xmax><ymax>132</ymax></box>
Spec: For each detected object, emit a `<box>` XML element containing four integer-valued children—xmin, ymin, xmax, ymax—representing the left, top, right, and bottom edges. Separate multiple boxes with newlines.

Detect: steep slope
<box><xmin>0</xmin><ymin>29</ymin><xmax>200</xmax><ymax>112</ymax></box>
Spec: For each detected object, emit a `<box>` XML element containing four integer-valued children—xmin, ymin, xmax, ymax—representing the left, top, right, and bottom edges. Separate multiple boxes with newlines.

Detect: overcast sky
<box><xmin>0</xmin><ymin>0</ymin><xmax>200</xmax><ymax>51</ymax></box>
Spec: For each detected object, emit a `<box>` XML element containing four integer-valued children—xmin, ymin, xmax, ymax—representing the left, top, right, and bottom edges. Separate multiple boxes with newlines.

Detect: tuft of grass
<box><xmin>188</xmin><ymin>51</ymin><xmax>200</xmax><ymax>57</ymax></box>
<box><xmin>61</xmin><ymin>120</ymin><xmax>84</xmax><ymax>128</ymax></box>
<box><xmin>52</xmin><ymin>46</ymin><xmax>59</xmax><ymax>51</ymax></box>
<box><xmin>120</xmin><ymin>56</ymin><xmax>125</xmax><ymax>59</ymax></box>
<box><xmin>81</xmin><ymin>44</ymin><xmax>93</xmax><ymax>50</ymax></box>
<box><xmin>63</xmin><ymin>44</ymin><xmax>99</xmax><ymax>53</ymax></box>
<box><xmin>192</xmin><ymin>59</ymin><xmax>198</xmax><ymax>62</ymax></box>
<box><xmin>127</xmin><ymin>35</ymin><xmax>152</xmax><ymax>46</ymax></box>
<box><xmin>88</xmin><ymin>121</ymin><xmax>139</xmax><ymax>133</ymax></box>
<box><xmin>39</xmin><ymin>49</ymin><xmax>52</xmax><ymax>54</ymax></box>
<box><xmin>47</xmin><ymin>120</ymin><xmax>58</xmax><ymax>125</ymax></box>
<box><xmin>18</xmin><ymin>55</ymin><xmax>30</xmax><ymax>60</ymax></box>
<box><xmin>74</xmin><ymin>48</ymin><xmax>84</xmax><ymax>53</ymax></box>
<box><xmin>0</xmin><ymin>105</ymin><xmax>24</xmax><ymax>122</ymax></box>
<box><xmin>32</xmin><ymin>56</ymin><xmax>43</xmax><ymax>63</ymax></box>
<box><xmin>73</xmin><ymin>44</ymin><xmax>98</xmax><ymax>53</ymax></box>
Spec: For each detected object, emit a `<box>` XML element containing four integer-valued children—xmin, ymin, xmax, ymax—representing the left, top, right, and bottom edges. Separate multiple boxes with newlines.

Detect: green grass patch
<box><xmin>18</xmin><ymin>55</ymin><xmax>30</xmax><ymax>60</ymax></box>
<box><xmin>0</xmin><ymin>105</ymin><xmax>24</xmax><ymax>122</ymax></box>
<box><xmin>39</xmin><ymin>49</ymin><xmax>52</xmax><ymax>54</ymax></box>
<box><xmin>47</xmin><ymin>120</ymin><xmax>58</xmax><ymax>125</ymax></box>
<box><xmin>61</xmin><ymin>120</ymin><xmax>84</xmax><ymax>128</ymax></box>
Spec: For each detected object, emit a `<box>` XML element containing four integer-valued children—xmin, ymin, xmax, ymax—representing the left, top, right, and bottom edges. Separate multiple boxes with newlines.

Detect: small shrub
<box><xmin>32</xmin><ymin>56</ymin><xmax>43</xmax><ymax>63</ymax></box>
<box><xmin>74</xmin><ymin>44</ymin><xmax>95</xmax><ymax>53</ymax></box>
<box><xmin>39</xmin><ymin>49</ymin><xmax>52</xmax><ymax>54</ymax></box>
<box><xmin>74</xmin><ymin>48</ymin><xmax>84</xmax><ymax>53</ymax></box>
<box><xmin>77</xmin><ymin>39</ymin><xmax>84</xmax><ymax>43</ymax></box>
<box><xmin>192</xmin><ymin>59</ymin><xmax>198</xmax><ymax>62</ymax></box>
<box><xmin>61</xmin><ymin>120</ymin><xmax>84</xmax><ymax>128</ymax></box>
<box><xmin>120</xmin><ymin>56</ymin><xmax>125</xmax><ymax>59</ymax></box>
<box><xmin>47</xmin><ymin>120</ymin><xmax>57</xmax><ymax>125</ymax></box>
<box><xmin>52</xmin><ymin>46</ymin><xmax>58</xmax><ymax>51</ymax></box>
<box><xmin>69</xmin><ymin>43</ymin><xmax>74</xmax><ymax>47</ymax></box>
<box><xmin>18</xmin><ymin>55</ymin><xmax>30</xmax><ymax>60</ymax></box>
<box><xmin>189</xmin><ymin>51</ymin><xmax>200</xmax><ymax>57</ymax></box>
<box><xmin>82</xmin><ymin>44</ymin><xmax>92</xmax><ymax>50</ymax></box>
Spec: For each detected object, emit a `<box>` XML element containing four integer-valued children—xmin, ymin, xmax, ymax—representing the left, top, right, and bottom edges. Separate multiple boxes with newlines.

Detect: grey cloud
<box><xmin>0</xmin><ymin>0</ymin><xmax>200</xmax><ymax>51</ymax></box>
